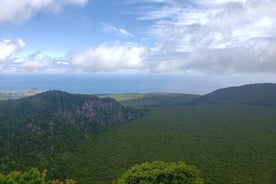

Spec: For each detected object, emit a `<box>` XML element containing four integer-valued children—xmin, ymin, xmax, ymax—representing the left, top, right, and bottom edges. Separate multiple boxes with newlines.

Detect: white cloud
<box><xmin>102</xmin><ymin>23</ymin><xmax>133</xmax><ymax>37</ymax></box>
<box><xmin>0</xmin><ymin>39</ymin><xmax>68</xmax><ymax>72</ymax></box>
<box><xmin>0</xmin><ymin>39</ymin><xmax>25</xmax><ymax>62</ymax></box>
<box><xmin>0</xmin><ymin>0</ymin><xmax>87</xmax><ymax>24</ymax></box>
<box><xmin>20</xmin><ymin>60</ymin><xmax>53</xmax><ymax>72</ymax></box>
<box><xmin>70</xmin><ymin>42</ymin><xmax>147</xmax><ymax>72</ymax></box>
<box><xmin>18</xmin><ymin>51</ymin><xmax>57</xmax><ymax>72</ymax></box>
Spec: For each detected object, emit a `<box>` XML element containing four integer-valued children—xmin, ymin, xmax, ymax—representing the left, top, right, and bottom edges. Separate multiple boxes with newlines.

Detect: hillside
<box><xmin>1</xmin><ymin>84</ymin><xmax>276</xmax><ymax>184</ymax></box>
<box><xmin>0</xmin><ymin>90</ymin><xmax>143</xmax><ymax>173</ymax></box>
<box><xmin>193</xmin><ymin>83</ymin><xmax>276</xmax><ymax>106</ymax></box>
<box><xmin>56</xmin><ymin>101</ymin><xmax>276</xmax><ymax>184</ymax></box>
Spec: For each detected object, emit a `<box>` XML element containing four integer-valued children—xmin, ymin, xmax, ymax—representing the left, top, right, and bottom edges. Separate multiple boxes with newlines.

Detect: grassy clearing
<box><xmin>98</xmin><ymin>93</ymin><xmax>200</xmax><ymax>107</ymax></box>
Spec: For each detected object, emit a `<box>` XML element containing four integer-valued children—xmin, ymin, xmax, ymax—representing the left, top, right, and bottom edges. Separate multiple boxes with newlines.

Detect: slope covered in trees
<box><xmin>0</xmin><ymin>90</ymin><xmax>143</xmax><ymax>174</ymax></box>
<box><xmin>58</xmin><ymin>103</ymin><xmax>276</xmax><ymax>184</ymax></box>
<box><xmin>193</xmin><ymin>83</ymin><xmax>276</xmax><ymax>105</ymax></box>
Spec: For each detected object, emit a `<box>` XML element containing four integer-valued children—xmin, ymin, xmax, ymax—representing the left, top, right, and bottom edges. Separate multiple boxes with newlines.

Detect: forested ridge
<box><xmin>0</xmin><ymin>90</ymin><xmax>143</xmax><ymax>177</ymax></box>
<box><xmin>193</xmin><ymin>83</ymin><xmax>276</xmax><ymax>105</ymax></box>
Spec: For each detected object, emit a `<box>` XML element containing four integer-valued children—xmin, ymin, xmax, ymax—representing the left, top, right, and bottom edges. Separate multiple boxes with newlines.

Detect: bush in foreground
<box><xmin>0</xmin><ymin>168</ymin><xmax>75</xmax><ymax>184</ymax></box>
<box><xmin>118</xmin><ymin>161</ymin><xmax>203</xmax><ymax>184</ymax></box>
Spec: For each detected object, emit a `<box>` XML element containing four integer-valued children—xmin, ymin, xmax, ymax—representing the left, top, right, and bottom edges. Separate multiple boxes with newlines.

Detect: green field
<box><xmin>0</xmin><ymin>89</ymin><xmax>44</xmax><ymax>100</ymax></box>
<box><xmin>99</xmin><ymin>93</ymin><xmax>200</xmax><ymax>107</ymax></box>
<box><xmin>52</xmin><ymin>103</ymin><xmax>276</xmax><ymax>184</ymax></box>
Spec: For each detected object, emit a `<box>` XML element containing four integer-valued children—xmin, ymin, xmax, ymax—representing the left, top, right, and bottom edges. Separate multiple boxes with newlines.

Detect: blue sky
<box><xmin>1</xmin><ymin>0</ymin><xmax>276</xmax><ymax>93</ymax></box>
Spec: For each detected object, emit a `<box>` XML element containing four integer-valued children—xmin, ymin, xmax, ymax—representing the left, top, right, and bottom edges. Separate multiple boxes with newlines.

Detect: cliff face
<box><xmin>0</xmin><ymin>90</ymin><xmax>143</xmax><ymax>134</ymax></box>
<box><xmin>53</xmin><ymin>92</ymin><xmax>141</xmax><ymax>130</ymax></box>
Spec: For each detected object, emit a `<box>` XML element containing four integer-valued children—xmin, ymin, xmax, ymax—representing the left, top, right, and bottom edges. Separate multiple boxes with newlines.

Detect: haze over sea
<box><xmin>2</xmin><ymin>73</ymin><xmax>276</xmax><ymax>95</ymax></box>
<box><xmin>0</xmin><ymin>73</ymin><xmax>213</xmax><ymax>94</ymax></box>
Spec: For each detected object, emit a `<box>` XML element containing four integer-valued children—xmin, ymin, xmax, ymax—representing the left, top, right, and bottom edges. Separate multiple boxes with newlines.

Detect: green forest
<box><xmin>0</xmin><ymin>84</ymin><xmax>276</xmax><ymax>183</ymax></box>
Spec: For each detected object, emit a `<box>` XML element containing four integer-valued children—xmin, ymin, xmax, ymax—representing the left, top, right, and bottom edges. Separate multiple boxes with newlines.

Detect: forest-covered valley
<box><xmin>0</xmin><ymin>83</ymin><xmax>276</xmax><ymax>183</ymax></box>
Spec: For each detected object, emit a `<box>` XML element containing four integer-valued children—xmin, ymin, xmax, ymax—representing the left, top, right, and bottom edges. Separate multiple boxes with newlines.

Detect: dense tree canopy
<box><xmin>118</xmin><ymin>161</ymin><xmax>203</xmax><ymax>184</ymax></box>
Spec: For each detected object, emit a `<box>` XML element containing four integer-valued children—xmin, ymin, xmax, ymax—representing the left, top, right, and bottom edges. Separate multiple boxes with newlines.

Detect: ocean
<box><xmin>0</xmin><ymin>73</ymin><xmax>213</xmax><ymax>94</ymax></box>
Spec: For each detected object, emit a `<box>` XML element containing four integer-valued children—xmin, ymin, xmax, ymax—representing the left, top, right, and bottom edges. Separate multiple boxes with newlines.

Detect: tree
<box><xmin>118</xmin><ymin>161</ymin><xmax>203</xmax><ymax>184</ymax></box>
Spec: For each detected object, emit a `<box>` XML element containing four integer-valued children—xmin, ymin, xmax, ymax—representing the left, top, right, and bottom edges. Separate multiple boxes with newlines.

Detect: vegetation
<box><xmin>1</xmin><ymin>84</ymin><xmax>276</xmax><ymax>184</ymax></box>
<box><xmin>193</xmin><ymin>83</ymin><xmax>276</xmax><ymax>105</ymax></box>
<box><xmin>0</xmin><ymin>90</ymin><xmax>143</xmax><ymax>176</ymax></box>
<box><xmin>57</xmin><ymin>104</ymin><xmax>276</xmax><ymax>184</ymax></box>
<box><xmin>0</xmin><ymin>168</ymin><xmax>75</xmax><ymax>184</ymax></box>
<box><xmin>118</xmin><ymin>161</ymin><xmax>203</xmax><ymax>184</ymax></box>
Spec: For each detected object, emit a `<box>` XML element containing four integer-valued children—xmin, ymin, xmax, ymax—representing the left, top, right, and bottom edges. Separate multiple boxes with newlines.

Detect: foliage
<box><xmin>0</xmin><ymin>168</ymin><xmax>75</xmax><ymax>184</ymax></box>
<box><xmin>0</xmin><ymin>90</ymin><xmax>143</xmax><ymax>176</ymax></box>
<box><xmin>118</xmin><ymin>161</ymin><xmax>203</xmax><ymax>184</ymax></box>
<box><xmin>59</xmin><ymin>104</ymin><xmax>276</xmax><ymax>184</ymax></box>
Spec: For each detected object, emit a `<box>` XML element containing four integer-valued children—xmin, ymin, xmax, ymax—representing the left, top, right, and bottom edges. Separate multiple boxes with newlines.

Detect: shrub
<box><xmin>118</xmin><ymin>161</ymin><xmax>203</xmax><ymax>184</ymax></box>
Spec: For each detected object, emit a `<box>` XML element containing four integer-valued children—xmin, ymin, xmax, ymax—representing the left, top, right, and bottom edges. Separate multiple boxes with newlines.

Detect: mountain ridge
<box><xmin>192</xmin><ymin>83</ymin><xmax>276</xmax><ymax>106</ymax></box>
<box><xmin>0</xmin><ymin>90</ymin><xmax>143</xmax><ymax>173</ymax></box>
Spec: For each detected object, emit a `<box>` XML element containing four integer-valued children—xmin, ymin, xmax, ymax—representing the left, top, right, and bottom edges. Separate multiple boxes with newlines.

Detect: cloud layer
<box><xmin>1</xmin><ymin>0</ymin><xmax>276</xmax><ymax>74</ymax></box>
<box><xmin>134</xmin><ymin>0</ymin><xmax>276</xmax><ymax>74</ymax></box>
<box><xmin>0</xmin><ymin>0</ymin><xmax>87</xmax><ymax>24</ymax></box>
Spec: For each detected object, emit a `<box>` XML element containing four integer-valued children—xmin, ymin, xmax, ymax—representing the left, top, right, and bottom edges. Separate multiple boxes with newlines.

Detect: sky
<box><xmin>1</xmin><ymin>0</ymin><xmax>276</xmax><ymax>94</ymax></box>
